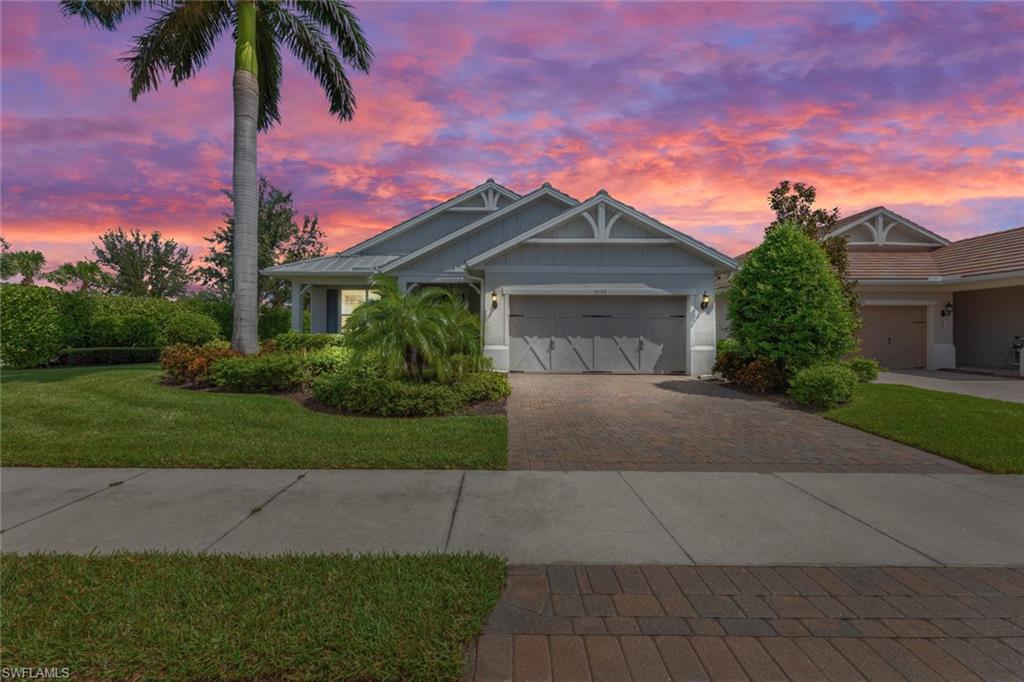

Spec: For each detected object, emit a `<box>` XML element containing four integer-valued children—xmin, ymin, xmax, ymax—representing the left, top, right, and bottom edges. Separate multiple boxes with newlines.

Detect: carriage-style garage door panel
<box><xmin>858</xmin><ymin>305</ymin><xmax>926</xmax><ymax>369</ymax></box>
<box><xmin>509</xmin><ymin>296</ymin><xmax>687</xmax><ymax>373</ymax></box>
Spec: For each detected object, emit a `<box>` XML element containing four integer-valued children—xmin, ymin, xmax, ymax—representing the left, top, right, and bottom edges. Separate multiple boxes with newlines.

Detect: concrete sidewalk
<box><xmin>2</xmin><ymin>468</ymin><xmax>1022</xmax><ymax>566</ymax></box>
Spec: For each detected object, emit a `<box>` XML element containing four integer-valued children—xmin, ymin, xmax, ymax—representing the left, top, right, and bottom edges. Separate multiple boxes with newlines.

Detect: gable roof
<box><xmin>848</xmin><ymin>225</ymin><xmax>1024</xmax><ymax>281</ymax></box>
<box><xmin>828</xmin><ymin>206</ymin><xmax>949</xmax><ymax>246</ymax></box>
<box><xmin>379</xmin><ymin>183</ymin><xmax>579</xmax><ymax>272</ymax></box>
<box><xmin>339</xmin><ymin>179</ymin><xmax>520</xmax><ymax>256</ymax></box>
<box><xmin>465</xmin><ymin>191</ymin><xmax>737</xmax><ymax>270</ymax></box>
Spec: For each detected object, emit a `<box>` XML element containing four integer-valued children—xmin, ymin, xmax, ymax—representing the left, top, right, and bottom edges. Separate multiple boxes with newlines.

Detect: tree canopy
<box><xmin>197</xmin><ymin>177</ymin><xmax>326</xmax><ymax>307</ymax></box>
<box><xmin>93</xmin><ymin>227</ymin><xmax>194</xmax><ymax>298</ymax></box>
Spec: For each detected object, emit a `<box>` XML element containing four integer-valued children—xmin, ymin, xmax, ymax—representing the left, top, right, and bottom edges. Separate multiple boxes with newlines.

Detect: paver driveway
<box><xmin>506</xmin><ymin>375</ymin><xmax>969</xmax><ymax>472</ymax></box>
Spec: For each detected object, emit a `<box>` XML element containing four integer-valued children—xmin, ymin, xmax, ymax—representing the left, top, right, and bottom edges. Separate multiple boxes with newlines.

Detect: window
<box><xmin>338</xmin><ymin>289</ymin><xmax>379</xmax><ymax>328</ymax></box>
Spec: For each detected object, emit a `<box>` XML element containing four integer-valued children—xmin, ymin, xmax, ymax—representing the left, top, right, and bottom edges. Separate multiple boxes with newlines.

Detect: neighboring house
<box><xmin>263</xmin><ymin>179</ymin><xmax>737</xmax><ymax>375</ymax></box>
<box><xmin>717</xmin><ymin>207</ymin><xmax>1024</xmax><ymax>376</ymax></box>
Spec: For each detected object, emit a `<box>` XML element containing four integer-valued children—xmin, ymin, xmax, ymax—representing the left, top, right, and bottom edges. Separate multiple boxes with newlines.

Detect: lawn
<box><xmin>0</xmin><ymin>365</ymin><xmax>506</xmax><ymax>469</ymax></box>
<box><xmin>1</xmin><ymin>552</ymin><xmax>505</xmax><ymax>681</ymax></box>
<box><xmin>827</xmin><ymin>383</ymin><xmax>1024</xmax><ymax>473</ymax></box>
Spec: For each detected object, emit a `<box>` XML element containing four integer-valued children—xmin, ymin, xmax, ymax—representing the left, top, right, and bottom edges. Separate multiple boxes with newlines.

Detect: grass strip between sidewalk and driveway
<box><xmin>0</xmin><ymin>365</ymin><xmax>506</xmax><ymax>469</ymax></box>
<box><xmin>1</xmin><ymin>552</ymin><xmax>505</xmax><ymax>681</ymax></box>
<box><xmin>826</xmin><ymin>383</ymin><xmax>1024</xmax><ymax>474</ymax></box>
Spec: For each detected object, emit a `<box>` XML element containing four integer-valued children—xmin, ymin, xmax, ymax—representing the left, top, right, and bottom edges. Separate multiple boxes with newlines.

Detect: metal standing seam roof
<box><xmin>260</xmin><ymin>253</ymin><xmax>400</xmax><ymax>275</ymax></box>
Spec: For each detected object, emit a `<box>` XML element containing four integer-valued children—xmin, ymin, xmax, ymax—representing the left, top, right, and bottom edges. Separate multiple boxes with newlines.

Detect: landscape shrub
<box><xmin>275</xmin><ymin>332</ymin><xmax>345</xmax><ymax>351</ymax></box>
<box><xmin>455</xmin><ymin>372</ymin><xmax>511</xmax><ymax>403</ymax></box>
<box><xmin>59</xmin><ymin>347</ymin><xmax>162</xmax><ymax>366</ymax></box>
<box><xmin>87</xmin><ymin>312</ymin><xmax>161</xmax><ymax>347</ymax></box>
<box><xmin>209</xmin><ymin>353</ymin><xmax>307</xmax><ymax>393</ymax></box>
<box><xmin>57</xmin><ymin>292</ymin><xmax>96</xmax><ymax>348</ymax></box>
<box><xmin>845</xmin><ymin>356</ymin><xmax>881</xmax><ymax>383</ymax></box>
<box><xmin>180</xmin><ymin>296</ymin><xmax>234</xmax><ymax>339</ymax></box>
<box><xmin>733</xmin><ymin>357</ymin><xmax>788</xmax><ymax>393</ymax></box>
<box><xmin>312</xmin><ymin>366</ymin><xmax>462</xmax><ymax>417</ymax></box>
<box><xmin>789</xmin><ymin>362</ymin><xmax>858</xmax><ymax>409</ymax></box>
<box><xmin>712</xmin><ymin>347</ymin><xmax>749</xmax><ymax>382</ymax></box>
<box><xmin>163</xmin><ymin>310</ymin><xmax>221</xmax><ymax>346</ymax></box>
<box><xmin>305</xmin><ymin>346</ymin><xmax>352</xmax><ymax>378</ymax></box>
<box><xmin>258</xmin><ymin>307</ymin><xmax>292</xmax><ymax>340</ymax></box>
<box><xmin>728</xmin><ymin>222</ymin><xmax>857</xmax><ymax>374</ymax></box>
<box><xmin>0</xmin><ymin>284</ymin><xmax>65</xmax><ymax>368</ymax></box>
<box><xmin>160</xmin><ymin>342</ymin><xmax>237</xmax><ymax>385</ymax></box>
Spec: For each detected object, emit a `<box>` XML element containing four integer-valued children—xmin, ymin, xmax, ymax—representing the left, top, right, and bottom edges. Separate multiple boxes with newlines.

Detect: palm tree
<box><xmin>44</xmin><ymin>260</ymin><xmax>109</xmax><ymax>292</ymax></box>
<box><xmin>61</xmin><ymin>1</ymin><xmax>372</xmax><ymax>354</ymax></box>
<box><xmin>0</xmin><ymin>250</ymin><xmax>47</xmax><ymax>285</ymax></box>
<box><xmin>344</xmin><ymin>276</ymin><xmax>483</xmax><ymax>382</ymax></box>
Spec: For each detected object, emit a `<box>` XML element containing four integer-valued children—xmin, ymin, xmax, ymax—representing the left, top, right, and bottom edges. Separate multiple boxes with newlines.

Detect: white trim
<box><xmin>339</xmin><ymin>181</ymin><xmax>520</xmax><ymax>256</ymax></box>
<box><xmin>380</xmin><ymin>186</ymin><xmax>578</xmax><ymax>272</ymax></box>
<box><xmin>526</xmin><ymin>238</ymin><xmax>677</xmax><ymax>245</ymax></box>
<box><xmin>447</xmin><ymin>206</ymin><xmax>495</xmax><ymax>213</ymax></box>
<box><xmin>828</xmin><ymin>207</ymin><xmax>949</xmax><ymax>246</ymax></box>
<box><xmin>484</xmin><ymin>265</ymin><xmax>714</xmax><ymax>274</ymax></box>
<box><xmin>857</xmin><ymin>269</ymin><xmax>1024</xmax><ymax>286</ymax></box>
<box><xmin>466</xmin><ymin>193</ymin><xmax>737</xmax><ymax>270</ymax></box>
<box><xmin>500</xmin><ymin>285</ymin><xmax>695</xmax><ymax>296</ymax></box>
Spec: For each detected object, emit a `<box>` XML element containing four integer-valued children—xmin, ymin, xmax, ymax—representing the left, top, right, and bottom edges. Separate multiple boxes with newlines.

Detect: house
<box><xmin>717</xmin><ymin>208</ymin><xmax>1024</xmax><ymax>376</ymax></box>
<box><xmin>262</xmin><ymin>179</ymin><xmax>737</xmax><ymax>375</ymax></box>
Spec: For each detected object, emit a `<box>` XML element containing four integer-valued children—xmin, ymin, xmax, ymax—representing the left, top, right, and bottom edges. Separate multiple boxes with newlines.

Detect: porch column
<box><xmin>290</xmin><ymin>281</ymin><xmax>303</xmax><ymax>332</ymax></box>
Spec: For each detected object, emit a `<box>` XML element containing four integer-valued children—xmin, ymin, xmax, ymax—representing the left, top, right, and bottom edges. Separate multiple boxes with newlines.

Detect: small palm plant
<box><xmin>344</xmin><ymin>276</ymin><xmax>482</xmax><ymax>382</ymax></box>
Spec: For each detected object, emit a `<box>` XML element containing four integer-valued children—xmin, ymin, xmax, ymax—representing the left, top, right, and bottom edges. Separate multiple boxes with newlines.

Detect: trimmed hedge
<box><xmin>0</xmin><ymin>285</ymin><xmax>65</xmax><ymax>368</ymax></box>
<box><xmin>275</xmin><ymin>332</ymin><xmax>346</xmax><ymax>352</ymax></box>
<box><xmin>845</xmin><ymin>356</ymin><xmax>882</xmax><ymax>383</ymax></box>
<box><xmin>312</xmin><ymin>367</ymin><xmax>510</xmax><ymax>417</ymax></box>
<box><xmin>789</xmin><ymin>362</ymin><xmax>858</xmax><ymax>409</ymax></box>
<box><xmin>59</xmin><ymin>347</ymin><xmax>162</xmax><ymax>366</ymax></box>
<box><xmin>305</xmin><ymin>346</ymin><xmax>352</xmax><ymax>378</ymax></box>
<box><xmin>164</xmin><ymin>311</ymin><xmax>221</xmax><ymax>346</ymax></box>
<box><xmin>209</xmin><ymin>353</ymin><xmax>307</xmax><ymax>393</ymax></box>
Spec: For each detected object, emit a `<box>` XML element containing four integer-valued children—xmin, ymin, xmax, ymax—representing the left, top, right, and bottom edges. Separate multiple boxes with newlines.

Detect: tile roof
<box><xmin>931</xmin><ymin>226</ymin><xmax>1024</xmax><ymax>278</ymax></box>
<box><xmin>848</xmin><ymin>226</ymin><xmax>1024</xmax><ymax>281</ymax></box>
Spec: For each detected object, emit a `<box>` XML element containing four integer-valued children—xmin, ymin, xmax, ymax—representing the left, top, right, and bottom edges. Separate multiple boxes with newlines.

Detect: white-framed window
<box><xmin>339</xmin><ymin>288</ymin><xmax>379</xmax><ymax>328</ymax></box>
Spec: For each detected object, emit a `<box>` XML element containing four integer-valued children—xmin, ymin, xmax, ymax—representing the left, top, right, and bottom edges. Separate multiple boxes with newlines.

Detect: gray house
<box><xmin>263</xmin><ymin>179</ymin><xmax>737</xmax><ymax>375</ymax></box>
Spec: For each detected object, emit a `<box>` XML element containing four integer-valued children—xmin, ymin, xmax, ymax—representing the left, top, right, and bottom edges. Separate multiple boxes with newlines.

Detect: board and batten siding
<box><xmin>389</xmin><ymin>195</ymin><xmax>570</xmax><ymax>275</ymax></box>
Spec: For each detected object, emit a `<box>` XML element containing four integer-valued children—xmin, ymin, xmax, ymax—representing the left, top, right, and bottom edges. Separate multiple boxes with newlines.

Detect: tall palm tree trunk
<box><xmin>231</xmin><ymin>1</ymin><xmax>260</xmax><ymax>354</ymax></box>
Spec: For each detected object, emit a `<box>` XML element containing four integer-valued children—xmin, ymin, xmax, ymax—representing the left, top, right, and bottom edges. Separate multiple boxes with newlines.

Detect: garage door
<box><xmin>858</xmin><ymin>305</ymin><xmax>926</xmax><ymax>369</ymax></box>
<box><xmin>509</xmin><ymin>296</ymin><xmax>688</xmax><ymax>373</ymax></box>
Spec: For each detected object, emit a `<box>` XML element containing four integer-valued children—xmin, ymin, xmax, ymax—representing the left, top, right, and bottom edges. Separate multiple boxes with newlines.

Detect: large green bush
<box><xmin>305</xmin><ymin>346</ymin><xmax>352</xmax><ymax>378</ymax></box>
<box><xmin>210</xmin><ymin>353</ymin><xmax>307</xmax><ymax>393</ymax></box>
<box><xmin>789</xmin><ymin>362</ymin><xmax>858</xmax><ymax>409</ymax></box>
<box><xmin>455</xmin><ymin>372</ymin><xmax>511</xmax><ymax>403</ymax></box>
<box><xmin>0</xmin><ymin>285</ymin><xmax>65</xmax><ymax>368</ymax></box>
<box><xmin>728</xmin><ymin>222</ymin><xmax>857</xmax><ymax>373</ymax></box>
<box><xmin>164</xmin><ymin>311</ymin><xmax>221</xmax><ymax>346</ymax></box>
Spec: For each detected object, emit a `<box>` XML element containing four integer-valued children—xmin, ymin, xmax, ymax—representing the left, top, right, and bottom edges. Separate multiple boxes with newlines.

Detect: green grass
<box><xmin>826</xmin><ymin>383</ymin><xmax>1024</xmax><ymax>473</ymax></box>
<box><xmin>0</xmin><ymin>552</ymin><xmax>505</xmax><ymax>681</ymax></box>
<box><xmin>0</xmin><ymin>365</ymin><xmax>506</xmax><ymax>469</ymax></box>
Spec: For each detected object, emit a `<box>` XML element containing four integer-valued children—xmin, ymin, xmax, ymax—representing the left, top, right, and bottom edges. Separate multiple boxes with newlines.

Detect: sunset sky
<box><xmin>2</xmin><ymin>1</ymin><xmax>1022</xmax><ymax>267</ymax></box>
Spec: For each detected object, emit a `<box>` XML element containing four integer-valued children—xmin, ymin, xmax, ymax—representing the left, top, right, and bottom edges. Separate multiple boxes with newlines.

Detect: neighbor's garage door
<box><xmin>509</xmin><ymin>296</ymin><xmax>687</xmax><ymax>373</ymax></box>
<box><xmin>858</xmin><ymin>305</ymin><xmax>926</xmax><ymax>369</ymax></box>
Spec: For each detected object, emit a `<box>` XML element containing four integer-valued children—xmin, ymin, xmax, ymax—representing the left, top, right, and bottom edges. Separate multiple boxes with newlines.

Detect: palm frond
<box><xmin>284</xmin><ymin>0</ymin><xmax>373</xmax><ymax>71</ymax></box>
<box><xmin>255</xmin><ymin>12</ymin><xmax>283</xmax><ymax>131</ymax></box>
<box><xmin>260</xmin><ymin>2</ymin><xmax>359</xmax><ymax>121</ymax></box>
<box><xmin>59</xmin><ymin>0</ymin><xmax>152</xmax><ymax>30</ymax></box>
<box><xmin>121</xmin><ymin>1</ymin><xmax>232</xmax><ymax>100</ymax></box>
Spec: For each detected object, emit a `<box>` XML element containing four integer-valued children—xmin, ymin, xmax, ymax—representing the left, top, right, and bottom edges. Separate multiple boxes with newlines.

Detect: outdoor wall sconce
<box><xmin>940</xmin><ymin>301</ymin><xmax>954</xmax><ymax>317</ymax></box>
<box><xmin>491</xmin><ymin>291</ymin><xmax>499</xmax><ymax>309</ymax></box>
<box><xmin>700</xmin><ymin>291</ymin><xmax>711</xmax><ymax>311</ymax></box>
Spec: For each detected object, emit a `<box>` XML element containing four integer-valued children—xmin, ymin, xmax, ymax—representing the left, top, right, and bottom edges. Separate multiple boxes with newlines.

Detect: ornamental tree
<box><xmin>728</xmin><ymin>221</ymin><xmax>857</xmax><ymax>372</ymax></box>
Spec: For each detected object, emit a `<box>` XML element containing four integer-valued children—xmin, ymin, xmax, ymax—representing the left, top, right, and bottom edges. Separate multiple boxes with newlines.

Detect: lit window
<box><xmin>340</xmin><ymin>289</ymin><xmax>374</xmax><ymax>328</ymax></box>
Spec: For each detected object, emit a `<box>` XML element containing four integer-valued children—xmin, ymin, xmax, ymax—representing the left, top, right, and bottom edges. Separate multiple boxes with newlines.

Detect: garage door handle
<box><xmin>549</xmin><ymin>339</ymin><xmax>556</xmax><ymax>351</ymax></box>
<box><xmin>887</xmin><ymin>336</ymin><xmax>892</xmax><ymax>345</ymax></box>
<box><xmin>639</xmin><ymin>339</ymin><xmax>645</xmax><ymax>351</ymax></box>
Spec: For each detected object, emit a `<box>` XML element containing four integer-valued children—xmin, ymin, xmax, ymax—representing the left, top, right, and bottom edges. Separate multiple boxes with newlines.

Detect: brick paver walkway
<box><xmin>465</xmin><ymin>565</ymin><xmax>1024</xmax><ymax>681</ymax></box>
<box><xmin>507</xmin><ymin>375</ymin><xmax>970</xmax><ymax>472</ymax></box>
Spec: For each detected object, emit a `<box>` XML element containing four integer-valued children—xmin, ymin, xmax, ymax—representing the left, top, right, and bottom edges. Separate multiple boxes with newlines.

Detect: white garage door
<box><xmin>509</xmin><ymin>296</ymin><xmax>688</xmax><ymax>373</ymax></box>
